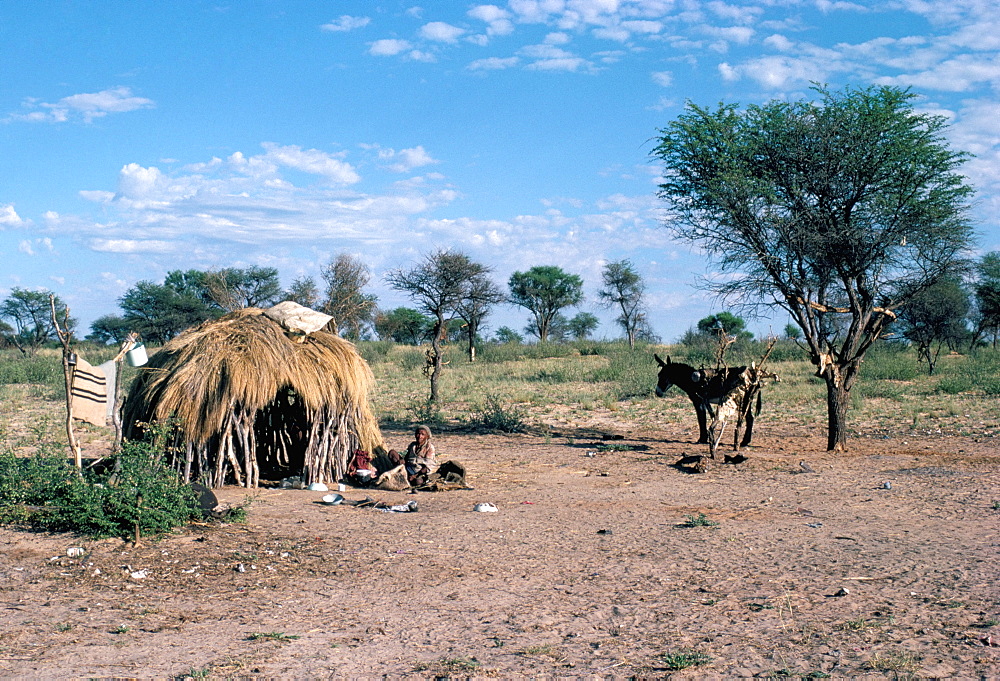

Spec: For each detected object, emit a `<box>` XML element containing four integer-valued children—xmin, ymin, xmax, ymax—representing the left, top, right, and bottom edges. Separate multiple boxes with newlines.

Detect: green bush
<box><xmin>860</xmin><ymin>344</ymin><xmax>919</xmax><ymax>381</ymax></box>
<box><xmin>355</xmin><ymin>340</ymin><xmax>395</xmax><ymax>365</ymax></box>
<box><xmin>470</xmin><ymin>393</ymin><xmax>528</xmax><ymax>433</ymax></box>
<box><xmin>591</xmin><ymin>347</ymin><xmax>657</xmax><ymax>399</ymax></box>
<box><xmin>0</xmin><ymin>439</ymin><xmax>200</xmax><ymax>539</ymax></box>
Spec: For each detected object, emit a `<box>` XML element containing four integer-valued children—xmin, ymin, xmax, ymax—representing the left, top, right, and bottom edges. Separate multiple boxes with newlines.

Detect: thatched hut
<box><xmin>121</xmin><ymin>306</ymin><xmax>384</xmax><ymax>488</ymax></box>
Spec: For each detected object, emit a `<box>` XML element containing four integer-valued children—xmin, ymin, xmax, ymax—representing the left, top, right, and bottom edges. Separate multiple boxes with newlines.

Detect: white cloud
<box><xmin>468</xmin><ymin>56</ymin><xmax>521</xmax><ymax>70</ymax></box>
<box><xmin>321</xmin><ymin>15</ymin><xmax>371</xmax><ymax>32</ymax></box>
<box><xmin>381</xmin><ymin>146</ymin><xmax>441</xmax><ymax>173</ymax></box>
<box><xmin>652</xmin><ymin>70</ymin><xmax>673</xmax><ymax>86</ymax></box>
<box><xmin>520</xmin><ymin>43</ymin><xmax>593</xmax><ymax>72</ymax></box>
<box><xmin>420</xmin><ymin>21</ymin><xmax>465</xmax><ymax>42</ymax></box>
<box><xmin>0</xmin><ymin>204</ymin><xmax>22</xmax><ymax>226</ymax></box>
<box><xmin>7</xmin><ymin>87</ymin><xmax>154</xmax><ymax>124</ymax></box>
<box><xmin>468</xmin><ymin>4</ymin><xmax>515</xmax><ymax>35</ymax></box>
<box><xmin>261</xmin><ymin>143</ymin><xmax>361</xmax><ymax>184</ymax></box>
<box><xmin>90</xmin><ymin>239</ymin><xmax>176</xmax><ymax>254</ymax></box>
<box><xmin>369</xmin><ymin>39</ymin><xmax>412</xmax><ymax>56</ymax></box>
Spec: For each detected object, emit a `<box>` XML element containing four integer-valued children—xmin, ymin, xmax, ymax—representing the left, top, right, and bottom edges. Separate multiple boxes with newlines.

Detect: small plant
<box><xmin>679</xmin><ymin>512</ymin><xmax>719</xmax><ymax>528</ymax></box>
<box><xmin>840</xmin><ymin>616</ymin><xmax>879</xmax><ymax>632</ymax></box>
<box><xmin>521</xmin><ymin>644</ymin><xmax>555</xmax><ymax>656</ymax></box>
<box><xmin>595</xmin><ymin>442</ymin><xmax>636</xmax><ymax>452</ymax></box>
<box><xmin>247</xmin><ymin>631</ymin><xmax>300</xmax><ymax>642</ymax></box>
<box><xmin>112</xmin><ymin>625</ymin><xmax>130</xmax><ymax>634</ymax></box>
<box><xmin>471</xmin><ymin>393</ymin><xmax>527</xmax><ymax>433</ymax></box>
<box><xmin>868</xmin><ymin>650</ymin><xmax>920</xmax><ymax>673</ymax></box>
<box><xmin>55</xmin><ymin>623</ymin><xmax>73</xmax><ymax>632</ymax></box>
<box><xmin>661</xmin><ymin>648</ymin><xmax>712</xmax><ymax>671</ymax></box>
<box><xmin>992</xmin><ymin>500</ymin><xmax>1000</xmax><ymax>510</ymax></box>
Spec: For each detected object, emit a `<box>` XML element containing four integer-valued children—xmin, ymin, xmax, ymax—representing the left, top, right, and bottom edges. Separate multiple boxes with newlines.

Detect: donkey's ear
<box><xmin>654</xmin><ymin>354</ymin><xmax>668</xmax><ymax>367</ymax></box>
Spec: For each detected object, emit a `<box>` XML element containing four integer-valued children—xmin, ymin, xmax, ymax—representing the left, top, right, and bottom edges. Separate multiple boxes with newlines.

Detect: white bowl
<box><xmin>321</xmin><ymin>494</ymin><xmax>344</xmax><ymax>505</ymax></box>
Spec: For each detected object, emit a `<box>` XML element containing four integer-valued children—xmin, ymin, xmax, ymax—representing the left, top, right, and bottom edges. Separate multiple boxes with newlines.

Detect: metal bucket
<box><xmin>125</xmin><ymin>343</ymin><xmax>148</xmax><ymax>367</ymax></box>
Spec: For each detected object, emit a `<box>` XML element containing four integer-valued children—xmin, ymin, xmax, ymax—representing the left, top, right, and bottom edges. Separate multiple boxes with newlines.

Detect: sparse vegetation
<box><xmin>661</xmin><ymin>648</ymin><xmax>712</xmax><ymax>670</ymax></box>
<box><xmin>679</xmin><ymin>512</ymin><xmax>720</xmax><ymax>528</ymax></box>
<box><xmin>246</xmin><ymin>632</ymin><xmax>301</xmax><ymax>642</ymax></box>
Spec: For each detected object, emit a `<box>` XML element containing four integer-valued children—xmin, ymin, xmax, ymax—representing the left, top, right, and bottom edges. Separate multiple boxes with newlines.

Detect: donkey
<box><xmin>654</xmin><ymin>354</ymin><xmax>760</xmax><ymax>449</ymax></box>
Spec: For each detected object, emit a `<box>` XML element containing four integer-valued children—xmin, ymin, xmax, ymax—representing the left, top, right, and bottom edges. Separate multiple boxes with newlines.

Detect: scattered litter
<box><xmin>833</xmin><ymin>587</ymin><xmax>849</xmax><ymax>597</ymax></box>
<box><xmin>130</xmin><ymin>570</ymin><xmax>148</xmax><ymax>579</ymax></box>
<box><xmin>597</xmin><ymin>529</ymin><xmax>613</xmax><ymax>535</ymax></box>
<box><xmin>806</xmin><ymin>522</ymin><xmax>824</xmax><ymax>528</ymax></box>
<box><xmin>584</xmin><ymin>452</ymin><xmax>595</xmax><ymax>458</ymax></box>
<box><xmin>280</xmin><ymin>476</ymin><xmax>306</xmax><ymax>490</ymax></box>
<box><xmin>236</xmin><ymin>563</ymin><xmax>247</xmax><ymax>573</ymax></box>
<box><xmin>473</xmin><ymin>503</ymin><xmax>498</xmax><ymax>513</ymax></box>
<box><xmin>66</xmin><ymin>547</ymin><xmax>85</xmax><ymax>557</ymax></box>
<box><xmin>372</xmin><ymin>501</ymin><xmax>418</xmax><ymax>513</ymax></box>
<box><xmin>307</xmin><ymin>482</ymin><xmax>329</xmax><ymax>492</ymax></box>
<box><xmin>321</xmin><ymin>494</ymin><xmax>344</xmax><ymax>505</ymax></box>
<box><xmin>881</xmin><ymin>481</ymin><xmax>892</xmax><ymax>489</ymax></box>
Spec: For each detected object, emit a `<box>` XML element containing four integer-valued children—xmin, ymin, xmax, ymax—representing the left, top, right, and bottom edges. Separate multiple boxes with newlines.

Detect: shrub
<box><xmin>355</xmin><ymin>340</ymin><xmax>395</xmax><ymax>365</ymax></box>
<box><xmin>0</xmin><ymin>438</ymin><xmax>200</xmax><ymax>539</ymax></box>
<box><xmin>860</xmin><ymin>343</ymin><xmax>919</xmax><ymax>381</ymax></box>
<box><xmin>591</xmin><ymin>346</ymin><xmax>657</xmax><ymax>399</ymax></box>
<box><xmin>471</xmin><ymin>393</ymin><xmax>528</xmax><ymax>433</ymax></box>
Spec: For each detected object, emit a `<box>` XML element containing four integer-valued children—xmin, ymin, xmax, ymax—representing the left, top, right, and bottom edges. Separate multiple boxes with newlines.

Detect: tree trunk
<box><xmin>428</xmin><ymin>318</ymin><xmax>444</xmax><ymax>403</ymax></box>
<box><xmin>824</xmin><ymin>372</ymin><xmax>850</xmax><ymax>452</ymax></box>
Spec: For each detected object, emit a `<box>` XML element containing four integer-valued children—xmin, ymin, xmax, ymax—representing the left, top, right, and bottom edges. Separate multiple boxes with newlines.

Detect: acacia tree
<box><xmin>0</xmin><ymin>288</ymin><xmax>74</xmax><ymax>356</ymax></box>
<box><xmin>285</xmin><ymin>276</ymin><xmax>320</xmax><ymax>309</ymax></box>
<box><xmin>322</xmin><ymin>253</ymin><xmax>378</xmax><ymax>340</ymax></box>
<box><xmin>203</xmin><ymin>266</ymin><xmax>283</xmax><ymax>311</ymax></box>
<box><xmin>598</xmin><ymin>260</ymin><xmax>647</xmax><ymax>348</ymax></box>
<box><xmin>898</xmin><ymin>276</ymin><xmax>971</xmax><ymax>374</ymax></box>
<box><xmin>653</xmin><ymin>84</ymin><xmax>975</xmax><ymax>451</ymax></box>
<box><xmin>387</xmin><ymin>249</ymin><xmax>489</xmax><ymax>402</ymax></box>
<box><xmin>453</xmin><ymin>271</ymin><xmax>505</xmax><ymax>361</ymax></box>
<box><xmin>973</xmin><ymin>252</ymin><xmax>1000</xmax><ymax>347</ymax></box>
<box><xmin>508</xmin><ymin>266</ymin><xmax>584</xmax><ymax>342</ymax></box>
<box><xmin>374</xmin><ymin>307</ymin><xmax>431</xmax><ymax>344</ymax></box>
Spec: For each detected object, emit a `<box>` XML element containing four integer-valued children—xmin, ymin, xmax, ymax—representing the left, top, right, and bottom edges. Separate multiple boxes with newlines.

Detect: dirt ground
<box><xmin>1</xmin><ymin>415</ymin><xmax>998</xmax><ymax>679</ymax></box>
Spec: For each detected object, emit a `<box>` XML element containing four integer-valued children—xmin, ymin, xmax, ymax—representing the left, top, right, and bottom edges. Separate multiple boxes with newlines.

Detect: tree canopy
<box><xmin>598</xmin><ymin>260</ymin><xmax>647</xmax><ymax>348</ymax></box>
<box><xmin>0</xmin><ymin>288</ymin><xmax>74</xmax><ymax>356</ymax></box>
<box><xmin>508</xmin><ymin>266</ymin><xmax>584</xmax><ymax>342</ymax></box>
<box><xmin>653</xmin><ymin>84</ymin><xmax>975</xmax><ymax>450</ymax></box>
<box><xmin>321</xmin><ymin>253</ymin><xmax>378</xmax><ymax>340</ymax></box>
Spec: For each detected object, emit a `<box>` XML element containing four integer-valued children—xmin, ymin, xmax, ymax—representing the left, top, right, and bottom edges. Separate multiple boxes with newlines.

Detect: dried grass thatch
<box><xmin>122</xmin><ymin>308</ymin><xmax>384</xmax><ymax>488</ymax></box>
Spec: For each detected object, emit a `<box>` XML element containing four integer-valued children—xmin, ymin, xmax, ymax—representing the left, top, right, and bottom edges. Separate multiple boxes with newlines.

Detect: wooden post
<box><xmin>50</xmin><ymin>295</ymin><xmax>82</xmax><ymax>469</ymax></box>
<box><xmin>110</xmin><ymin>332</ymin><xmax>140</xmax><ymax>452</ymax></box>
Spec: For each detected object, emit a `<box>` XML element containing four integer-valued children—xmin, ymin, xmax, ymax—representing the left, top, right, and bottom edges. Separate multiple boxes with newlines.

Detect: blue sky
<box><xmin>2</xmin><ymin>0</ymin><xmax>999</xmax><ymax>341</ymax></box>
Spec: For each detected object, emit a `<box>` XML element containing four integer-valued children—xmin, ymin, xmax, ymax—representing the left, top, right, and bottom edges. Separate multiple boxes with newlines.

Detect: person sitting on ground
<box><xmin>388</xmin><ymin>425</ymin><xmax>437</xmax><ymax>487</ymax></box>
<box><xmin>346</xmin><ymin>449</ymin><xmax>378</xmax><ymax>487</ymax></box>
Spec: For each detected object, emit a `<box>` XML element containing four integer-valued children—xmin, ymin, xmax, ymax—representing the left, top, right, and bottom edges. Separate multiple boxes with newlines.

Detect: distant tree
<box><xmin>898</xmin><ymin>276</ymin><xmax>971</xmax><ymax>374</ymax></box>
<box><xmin>203</xmin><ymin>266</ymin><xmax>283</xmax><ymax>311</ymax></box>
<box><xmin>0</xmin><ymin>288</ymin><xmax>74</xmax><ymax>356</ymax></box>
<box><xmin>493</xmin><ymin>326</ymin><xmax>523</xmax><ymax>344</ymax></box>
<box><xmin>973</xmin><ymin>252</ymin><xmax>1000</xmax><ymax>348</ymax></box>
<box><xmin>783</xmin><ymin>323</ymin><xmax>802</xmax><ymax>341</ymax></box>
<box><xmin>508</xmin><ymin>266</ymin><xmax>584</xmax><ymax>342</ymax></box>
<box><xmin>119</xmin><ymin>280</ymin><xmax>216</xmax><ymax>344</ymax></box>
<box><xmin>87</xmin><ymin>314</ymin><xmax>131</xmax><ymax>345</ymax></box>
<box><xmin>387</xmin><ymin>249</ymin><xmax>489</xmax><ymax>402</ymax></box>
<box><xmin>374</xmin><ymin>307</ymin><xmax>430</xmax><ymax>344</ymax></box>
<box><xmin>163</xmin><ymin>269</ymin><xmax>215</xmax><ymax>306</ymax></box>
<box><xmin>285</xmin><ymin>276</ymin><xmax>320</xmax><ymax>309</ymax></box>
<box><xmin>696</xmin><ymin>312</ymin><xmax>753</xmax><ymax>340</ymax></box>
<box><xmin>566</xmin><ymin>312</ymin><xmax>600</xmax><ymax>340</ymax></box>
<box><xmin>454</xmin><ymin>271</ymin><xmax>506</xmax><ymax>361</ymax></box>
<box><xmin>598</xmin><ymin>260</ymin><xmax>647</xmax><ymax>348</ymax></box>
<box><xmin>321</xmin><ymin>254</ymin><xmax>378</xmax><ymax>340</ymax></box>
<box><xmin>653</xmin><ymin>84</ymin><xmax>974</xmax><ymax>450</ymax></box>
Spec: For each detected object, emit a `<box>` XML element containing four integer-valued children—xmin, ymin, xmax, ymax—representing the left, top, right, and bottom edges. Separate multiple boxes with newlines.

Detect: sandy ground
<box><xmin>1</xmin><ymin>418</ymin><xmax>999</xmax><ymax>679</ymax></box>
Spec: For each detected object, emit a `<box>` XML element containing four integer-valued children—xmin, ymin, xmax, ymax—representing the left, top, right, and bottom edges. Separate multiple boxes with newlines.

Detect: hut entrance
<box><xmin>253</xmin><ymin>387</ymin><xmax>308</xmax><ymax>482</ymax></box>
